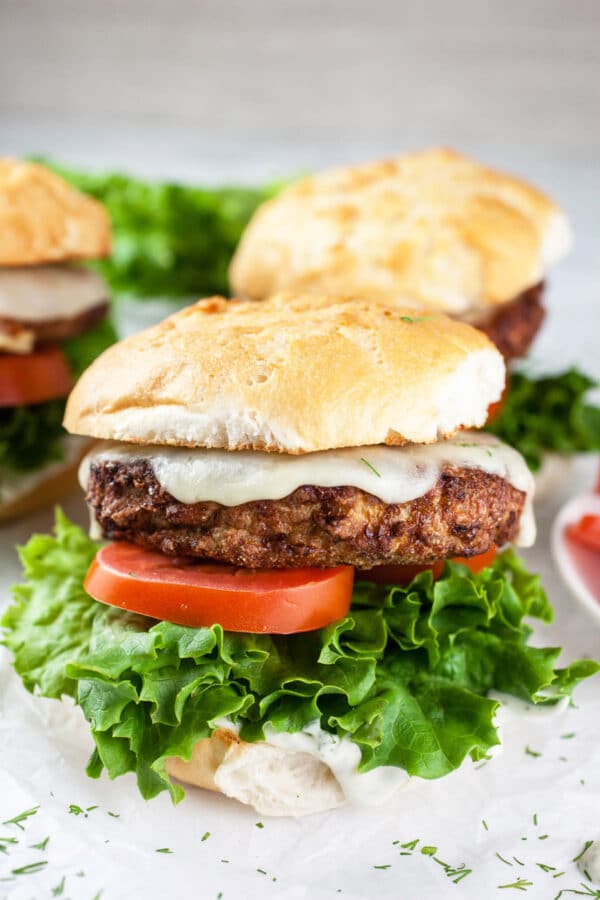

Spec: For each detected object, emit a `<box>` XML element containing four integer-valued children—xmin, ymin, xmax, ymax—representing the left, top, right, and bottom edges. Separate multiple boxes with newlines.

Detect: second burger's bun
<box><xmin>166</xmin><ymin>728</ymin><xmax>345</xmax><ymax>817</ymax></box>
<box><xmin>65</xmin><ymin>292</ymin><xmax>505</xmax><ymax>453</ymax></box>
<box><xmin>0</xmin><ymin>159</ymin><xmax>111</xmax><ymax>266</ymax></box>
<box><xmin>230</xmin><ymin>147</ymin><xmax>572</xmax><ymax>316</ymax></box>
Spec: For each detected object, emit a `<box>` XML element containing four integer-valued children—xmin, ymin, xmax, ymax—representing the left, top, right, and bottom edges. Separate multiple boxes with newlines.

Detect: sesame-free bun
<box><xmin>64</xmin><ymin>292</ymin><xmax>505</xmax><ymax>453</ymax></box>
<box><xmin>0</xmin><ymin>159</ymin><xmax>111</xmax><ymax>265</ymax></box>
<box><xmin>166</xmin><ymin>728</ymin><xmax>345</xmax><ymax>817</ymax></box>
<box><xmin>230</xmin><ymin>148</ymin><xmax>572</xmax><ymax>316</ymax></box>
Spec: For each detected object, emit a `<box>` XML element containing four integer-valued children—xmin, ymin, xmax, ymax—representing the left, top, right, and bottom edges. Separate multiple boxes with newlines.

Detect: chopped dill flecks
<box><xmin>497</xmin><ymin>878</ymin><xmax>533</xmax><ymax>891</ymax></box>
<box><xmin>573</xmin><ymin>841</ymin><xmax>594</xmax><ymax>863</ymax></box>
<box><xmin>400</xmin><ymin>839</ymin><xmax>419</xmax><ymax>851</ymax></box>
<box><xmin>52</xmin><ymin>875</ymin><xmax>66</xmax><ymax>896</ymax></box>
<box><xmin>360</xmin><ymin>457</ymin><xmax>381</xmax><ymax>478</ymax></box>
<box><xmin>2</xmin><ymin>806</ymin><xmax>39</xmax><ymax>831</ymax></box>
<box><xmin>12</xmin><ymin>861</ymin><xmax>48</xmax><ymax>875</ymax></box>
<box><xmin>31</xmin><ymin>836</ymin><xmax>49</xmax><ymax>850</ymax></box>
<box><xmin>525</xmin><ymin>746</ymin><xmax>542</xmax><ymax>758</ymax></box>
<box><xmin>399</xmin><ymin>315</ymin><xmax>435</xmax><ymax>323</ymax></box>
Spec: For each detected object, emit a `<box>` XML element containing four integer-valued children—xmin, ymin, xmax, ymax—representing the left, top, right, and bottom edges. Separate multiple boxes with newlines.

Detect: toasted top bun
<box><xmin>0</xmin><ymin>159</ymin><xmax>111</xmax><ymax>265</ymax></box>
<box><xmin>230</xmin><ymin>148</ymin><xmax>572</xmax><ymax>317</ymax></box>
<box><xmin>64</xmin><ymin>292</ymin><xmax>504</xmax><ymax>453</ymax></box>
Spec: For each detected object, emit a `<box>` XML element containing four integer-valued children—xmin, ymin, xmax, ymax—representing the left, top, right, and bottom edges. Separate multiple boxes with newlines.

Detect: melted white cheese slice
<box><xmin>0</xmin><ymin>265</ymin><xmax>108</xmax><ymax>321</ymax></box>
<box><xmin>80</xmin><ymin>430</ymin><xmax>535</xmax><ymax>546</ymax></box>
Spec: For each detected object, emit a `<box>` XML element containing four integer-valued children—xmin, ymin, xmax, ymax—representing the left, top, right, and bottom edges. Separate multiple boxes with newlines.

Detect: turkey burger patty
<box><xmin>85</xmin><ymin>458</ymin><xmax>525</xmax><ymax>569</ymax></box>
<box><xmin>81</xmin><ymin>430</ymin><xmax>533</xmax><ymax>570</ymax></box>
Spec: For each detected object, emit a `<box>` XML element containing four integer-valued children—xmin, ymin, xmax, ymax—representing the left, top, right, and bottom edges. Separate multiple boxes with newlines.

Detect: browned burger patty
<box><xmin>0</xmin><ymin>300</ymin><xmax>109</xmax><ymax>346</ymax></box>
<box><xmin>86</xmin><ymin>460</ymin><xmax>525</xmax><ymax>569</ymax></box>
<box><xmin>473</xmin><ymin>282</ymin><xmax>544</xmax><ymax>362</ymax></box>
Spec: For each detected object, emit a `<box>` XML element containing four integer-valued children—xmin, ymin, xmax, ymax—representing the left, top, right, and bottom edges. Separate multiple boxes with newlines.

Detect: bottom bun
<box><xmin>0</xmin><ymin>437</ymin><xmax>93</xmax><ymax>523</ymax></box>
<box><xmin>166</xmin><ymin>728</ymin><xmax>345</xmax><ymax>817</ymax></box>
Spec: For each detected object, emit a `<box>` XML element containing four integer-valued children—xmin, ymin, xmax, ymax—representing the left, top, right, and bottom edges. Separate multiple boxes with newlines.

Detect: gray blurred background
<box><xmin>1</xmin><ymin>0</ymin><xmax>598</xmax><ymax>369</ymax></box>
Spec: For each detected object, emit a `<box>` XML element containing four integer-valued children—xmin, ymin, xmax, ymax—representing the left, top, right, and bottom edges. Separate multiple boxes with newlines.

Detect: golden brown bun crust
<box><xmin>0</xmin><ymin>159</ymin><xmax>111</xmax><ymax>265</ymax></box>
<box><xmin>64</xmin><ymin>292</ymin><xmax>505</xmax><ymax>453</ymax></box>
<box><xmin>0</xmin><ymin>441</ymin><xmax>93</xmax><ymax>522</ymax></box>
<box><xmin>230</xmin><ymin>148</ymin><xmax>571</xmax><ymax>315</ymax></box>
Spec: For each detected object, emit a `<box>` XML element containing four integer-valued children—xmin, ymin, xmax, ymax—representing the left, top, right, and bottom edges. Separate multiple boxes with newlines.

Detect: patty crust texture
<box><xmin>86</xmin><ymin>460</ymin><xmax>526</xmax><ymax>569</ymax></box>
<box><xmin>474</xmin><ymin>282</ymin><xmax>544</xmax><ymax>361</ymax></box>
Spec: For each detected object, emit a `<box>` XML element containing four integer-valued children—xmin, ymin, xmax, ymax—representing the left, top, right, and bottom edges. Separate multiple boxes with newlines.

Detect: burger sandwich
<box><xmin>0</xmin><ymin>159</ymin><xmax>115</xmax><ymax>520</ymax></box>
<box><xmin>230</xmin><ymin>148</ymin><xmax>572</xmax><ymax>362</ymax></box>
<box><xmin>3</xmin><ymin>293</ymin><xmax>596</xmax><ymax>816</ymax></box>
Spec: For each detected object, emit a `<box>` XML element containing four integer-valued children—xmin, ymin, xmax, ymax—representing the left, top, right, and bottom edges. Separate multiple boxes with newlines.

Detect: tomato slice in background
<box><xmin>485</xmin><ymin>376</ymin><xmax>510</xmax><ymax>424</ymax></box>
<box><xmin>0</xmin><ymin>345</ymin><xmax>73</xmax><ymax>407</ymax></box>
<box><xmin>85</xmin><ymin>542</ymin><xmax>354</xmax><ymax>634</ymax></box>
<box><xmin>358</xmin><ymin>546</ymin><xmax>498</xmax><ymax>585</ymax></box>
<box><xmin>566</xmin><ymin>515</ymin><xmax>600</xmax><ymax>554</ymax></box>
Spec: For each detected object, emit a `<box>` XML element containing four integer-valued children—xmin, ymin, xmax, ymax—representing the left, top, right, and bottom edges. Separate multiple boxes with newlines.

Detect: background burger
<box><xmin>229</xmin><ymin>148</ymin><xmax>572</xmax><ymax>363</ymax></box>
<box><xmin>3</xmin><ymin>293</ymin><xmax>596</xmax><ymax>816</ymax></box>
<box><xmin>0</xmin><ymin>159</ymin><xmax>115</xmax><ymax>521</ymax></box>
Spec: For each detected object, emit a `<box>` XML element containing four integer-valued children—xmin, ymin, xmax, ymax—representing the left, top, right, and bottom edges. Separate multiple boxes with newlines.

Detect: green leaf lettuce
<box><xmin>486</xmin><ymin>368</ymin><xmax>600</xmax><ymax>471</ymax></box>
<box><xmin>2</xmin><ymin>512</ymin><xmax>598</xmax><ymax>803</ymax></box>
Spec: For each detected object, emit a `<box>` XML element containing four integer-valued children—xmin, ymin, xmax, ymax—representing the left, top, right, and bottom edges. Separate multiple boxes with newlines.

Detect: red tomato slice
<box><xmin>0</xmin><ymin>345</ymin><xmax>73</xmax><ymax>407</ymax></box>
<box><xmin>486</xmin><ymin>377</ymin><xmax>510</xmax><ymax>425</ymax></box>
<box><xmin>566</xmin><ymin>515</ymin><xmax>600</xmax><ymax>554</ymax></box>
<box><xmin>84</xmin><ymin>542</ymin><xmax>355</xmax><ymax>634</ymax></box>
<box><xmin>358</xmin><ymin>546</ymin><xmax>498</xmax><ymax>586</ymax></box>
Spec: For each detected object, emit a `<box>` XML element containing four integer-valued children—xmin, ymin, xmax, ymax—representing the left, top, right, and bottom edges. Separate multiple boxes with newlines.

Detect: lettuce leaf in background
<box><xmin>62</xmin><ymin>316</ymin><xmax>118</xmax><ymax>379</ymax></box>
<box><xmin>36</xmin><ymin>160</ymin><xmax>277</xmax><ymax>299</ymax></box>
<box><xmin>3</xmin><ymin>512</ymin><xmax>597</xmax><ymax>804</ymax></box>
<box><xmin>485</xmin><ymin>368</ymin><xmax>600</xmax><ymax>471</ymax></box>
<box><xmin>0</xmin><ymin>398</ymin><xmax>66</xmax><ymax>473</ymax></box>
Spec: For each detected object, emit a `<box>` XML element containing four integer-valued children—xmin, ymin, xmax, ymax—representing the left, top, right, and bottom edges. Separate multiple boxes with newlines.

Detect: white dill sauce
<box><xmin>80</xmin><ymin>430</ymin><xmax>535</xmax><ymax>545</ymax></box>
<box><xmin>211</xmin><ymin>718</ymin><xmax>410</xmax><ymax>807</ymax></box>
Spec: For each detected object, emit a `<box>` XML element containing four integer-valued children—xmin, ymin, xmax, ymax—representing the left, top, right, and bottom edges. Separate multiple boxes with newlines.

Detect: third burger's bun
<box><xmin>65</xmin><ymin>292</ymin><xmax>505</xmax><ymax>453</ymax></box>
<box><xmin>229</xmin><ymin>147</ymin><xmax>572</xmax><ymax>317</ymax></box>
<box><xmin>0</xmin><ymin>159</ymin><xmax>111</xmax><ymax>266</ymax></box>
<box><xmin>166</xmin><ymin>729</ymin><xmax>345</xmax><ymax>817</ymax></box>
